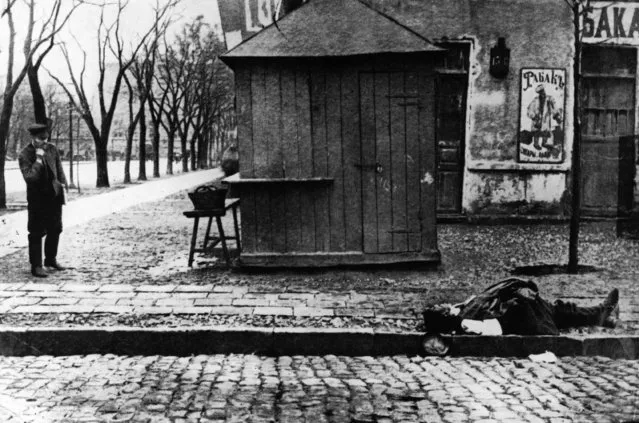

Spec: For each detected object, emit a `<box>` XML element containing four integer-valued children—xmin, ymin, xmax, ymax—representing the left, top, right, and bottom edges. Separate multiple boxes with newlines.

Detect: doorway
<box><xmin>435</xmin><ymin>43</ymin><xmax>470</xmax><ymax>215</ymax></box>
<box><xmin>581</xmin><ymin>46</ymin><xmax>636</xmax><ymax>216</ymax></box>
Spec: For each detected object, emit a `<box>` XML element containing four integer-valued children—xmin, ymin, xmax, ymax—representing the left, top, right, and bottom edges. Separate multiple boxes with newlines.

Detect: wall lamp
<box><xmin>490</xmin><ymin>37</ymin><xmax>510</xmax><ymax>79</ymax></box>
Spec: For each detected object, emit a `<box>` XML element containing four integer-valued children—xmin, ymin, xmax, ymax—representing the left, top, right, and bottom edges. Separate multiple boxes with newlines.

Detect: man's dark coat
<box><xmin>19</xmin><ymin>143</ymin><xmax>67</xmax><ymax>235</ymax></box>
<box><xmin>19</xmin><ymin>143</ymin><xmax>67</xmax><ymax>204</ymax></box>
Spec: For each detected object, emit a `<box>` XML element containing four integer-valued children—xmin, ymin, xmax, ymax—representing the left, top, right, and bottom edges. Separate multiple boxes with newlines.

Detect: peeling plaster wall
<box><xmin>367</xmin><ymin>0</ymin><xmax>575</xmax><ymax>215</ymax></box>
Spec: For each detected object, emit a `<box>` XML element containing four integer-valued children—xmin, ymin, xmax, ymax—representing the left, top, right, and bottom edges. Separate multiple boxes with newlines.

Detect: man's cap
<box><xmin>535</xmin><ymin>84</ymin><xmax>546</xmax><ymax>93</ymax></box>
<box><xmin>28</xmin><ymin>123</ymin><xmax>49</xmax><ymax>136</ymax></box>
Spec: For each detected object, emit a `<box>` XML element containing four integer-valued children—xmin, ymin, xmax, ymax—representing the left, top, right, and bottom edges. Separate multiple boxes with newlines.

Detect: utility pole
<box><xmin>68</xmin><ymin>102</ymin><xmax>76</xmax><ymax>189</ymax></box>
<box><xmin>76</xmin><ymin>115</ymin><xmax>81</xmax><ymax>193</ymax></box>
<box><xmin>568</xmin><ymin>0</ymin><xmax>586</xmax><ymax>273</ymax></box>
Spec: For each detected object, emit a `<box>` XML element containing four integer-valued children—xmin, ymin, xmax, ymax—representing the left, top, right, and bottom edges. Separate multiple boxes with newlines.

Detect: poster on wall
<box><xmin>217</xmin><ymin>0</ymin><xmax>306</xmax><ymax>50</ymax></box>
<box><xmin>518</xmin><ymin>68</ymin><xmax>566</xmax><ymax>163</ymax></box>
<box><xmin>582</xmin><ymin>2</ymin><xmax>639</xmax><ymax>45</ymax></box>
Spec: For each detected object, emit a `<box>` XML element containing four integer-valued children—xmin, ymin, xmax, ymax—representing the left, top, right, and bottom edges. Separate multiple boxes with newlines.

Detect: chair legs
<box><xmin>203</xmin><ymin>216</ymin><xmax>214</xmax><ymax>250</ymax></box>
<box><xmin>186</xmin><ymin>204</ymin><xmax>241</xmax><ymax>268</ymax></box>
<box><xmin>216</xmin><ymin>216</ymin><xmax>231</xmax><ymax>267</ymax></box>
<box><xmin>232</xmin><ymin>205</ymin><xmax>241</xmax><ymax>252</ymax></box>
<box><xmin>188</xmin><ymin>216</ymin><xmax>200</xmax><ymax>267</ymax></box>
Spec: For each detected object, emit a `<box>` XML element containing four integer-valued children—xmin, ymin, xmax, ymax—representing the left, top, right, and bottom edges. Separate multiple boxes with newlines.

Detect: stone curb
<box><xmin>0</xmin><ymin>327</ymin><xmax>637</xmax><ymax>358</ymax></box>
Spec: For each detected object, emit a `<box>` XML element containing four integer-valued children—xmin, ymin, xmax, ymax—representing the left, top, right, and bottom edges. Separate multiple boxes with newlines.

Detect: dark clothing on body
<box><xmin>458</xmin><ymin>278</ymin><xmax>612</xmax><ymax>335</ymax></box>
<box><xmin>19</xmin><ymin>143</ymin><xmax>67</xmax><ymax>267</ymax></box>
<box><xmin>423</xmin><ymin>278</ymin><xmax>614</xmax><ymax>335</ymax></box>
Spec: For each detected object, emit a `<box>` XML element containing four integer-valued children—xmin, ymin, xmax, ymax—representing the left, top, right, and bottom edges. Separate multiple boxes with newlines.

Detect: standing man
<box><xmin>19</xmin><ymin>122</ymin><xmax>67</xmax><ymax>278</ymax></box>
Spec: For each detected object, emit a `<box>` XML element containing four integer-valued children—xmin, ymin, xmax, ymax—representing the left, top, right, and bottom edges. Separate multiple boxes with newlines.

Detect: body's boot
<box><xmin>553</xmin><ymin>289</ymin><xmax>619</xmax><ymax>329</ymax></box>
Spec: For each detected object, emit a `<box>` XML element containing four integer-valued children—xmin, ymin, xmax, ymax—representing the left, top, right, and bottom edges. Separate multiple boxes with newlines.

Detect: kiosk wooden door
<box><xmin>359</xmin><ymin>71</ymin><xmax>422</xmax><ymax>253</ymax></box>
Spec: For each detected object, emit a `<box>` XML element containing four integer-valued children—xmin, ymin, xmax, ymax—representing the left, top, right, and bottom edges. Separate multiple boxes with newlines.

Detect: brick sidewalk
<box><xmin>0</xmin><ymin>281</ymin><xmax>636</xmax><ymax>327</ymax></box>
<box><xmin>0</xmin><ymin>179</ymin><xmax>637</xmax><ymax>332</ymax></box>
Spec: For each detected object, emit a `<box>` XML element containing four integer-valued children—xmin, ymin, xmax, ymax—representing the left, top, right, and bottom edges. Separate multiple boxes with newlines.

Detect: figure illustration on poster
<box><xmin>519</xmin><ymin>68</ymin><xmax>566</xmax><ymax>163</ymax></box>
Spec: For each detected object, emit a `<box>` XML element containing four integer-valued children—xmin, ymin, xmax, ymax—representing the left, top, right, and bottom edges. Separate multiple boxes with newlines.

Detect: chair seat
<box><xmin>183</xmin><ymin>198</ymin><xmax>241</xmax><ymax>218</ymax></box>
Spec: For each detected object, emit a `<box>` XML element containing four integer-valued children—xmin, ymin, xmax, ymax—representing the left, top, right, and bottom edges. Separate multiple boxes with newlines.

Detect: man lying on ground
<box><xmin>422</xmin><ymin>277</ymin><xmax>619</xmax><ymax>336</ymax></box>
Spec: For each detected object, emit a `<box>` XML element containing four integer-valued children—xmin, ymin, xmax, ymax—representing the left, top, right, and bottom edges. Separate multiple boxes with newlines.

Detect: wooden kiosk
<box><xmin>221</xmin><ymin>0</ymin><xmax>444</xmax><ymax>267</ymax></box>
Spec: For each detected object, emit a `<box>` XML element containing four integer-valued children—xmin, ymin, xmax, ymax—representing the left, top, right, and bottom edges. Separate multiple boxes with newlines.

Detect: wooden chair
<box><xmin>183</xmin><ymin>198</ymin><xmax>241</xmax><ymax>267</ymax></box>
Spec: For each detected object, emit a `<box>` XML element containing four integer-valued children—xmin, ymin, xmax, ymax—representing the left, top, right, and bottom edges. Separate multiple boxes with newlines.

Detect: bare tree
<box><xmin>8</xmin><ymin>87</ymin><xmax>32</xmax><ymax>159</ymax></box>
<box><xmin>157</xmin><ymin>18</ymin><xmax>234</xmax><ymax>175</ymax></box>
<box><xmin>0</xmin><ymin>0</ymin><xmax>83</xmax><ymax>208</ymax></box>
<box><xmin>146</xmin><ymin>68</ymin><xmax>167</xmax><ymax>178</ymax></box>
<box><xmin>129</xmin><ymin>45</ymin><xmax>158</xmax><ymax>181</ymax></box>
<box><xmin>25</xmin><ymin>0</ymin><xmax>84</xmax><ymax>125</ymax></box>
<box><xmin>122</xmin><ymin>73</ymin><xmax>144</xmax><ymax>183</ymax></box>
<box><xmin>155</xmin><ymin>39</ymin><xmax>188</xmax><ymax>175</ymax></box>
<box><xmin>49</xmin><ymin>0</ymin><xmax>178</xmax><ymax>187</ymax></box>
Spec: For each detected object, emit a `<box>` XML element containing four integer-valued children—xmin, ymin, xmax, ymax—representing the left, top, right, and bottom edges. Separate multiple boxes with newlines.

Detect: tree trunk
<box><xmin>208</xmin><ymin>130</ymin><xmax>213</xmax><ymax>168</ymax></box>
<box><xmin>0</xmin><ymin>95</ymin><xmax>15</xmax><ymax>209</ymax></box>
<box><xmin>190</xmin><ymin>135</ymin><xmax>197</xmax><ymax>171</ymax></box>
<box><xmin>181</xmin><ymin>131</ymin><xmax>189</xmax><ymax>173</ymax></box>
<box><xmin>138</xmin><ymin>104</ymin><xmax>147</xmax><ymax>181</ymax></box>
<box><xmin>95</xmin><ymin>140</ymin><xmax>110</xmax><ymax>187</ymax></box>
<box><xmin>0</xmin><ymin>159</ymin><xmax>5</xmax><ymax>210</ymax></box>
<box><xmin>198</xmin><ymin>133</ymin><xmax>207</xmax><ymax>169</ymax></box>
<box><xmin>27</xmin><ymin>61</ymin><xmax>47</xmax><ymax>124</ymax></box>
<box><xmin>124</xmin><ymin>132</ymin><xmax>133</xmax><ymax>184</ymax></box>
<box><xmin>13</xmin><ymin>132</ymin><xmax>21</xmax><ymax>158</ymax></box>
<box><xmin>166</xmin><ymin>131</ymin><xmax>174</xmax><ymax>175</ymax></box>
<box><xmin>152</xmin><ymin>123</ymin><xmax>160</xmax><ymax>178</ymax></box>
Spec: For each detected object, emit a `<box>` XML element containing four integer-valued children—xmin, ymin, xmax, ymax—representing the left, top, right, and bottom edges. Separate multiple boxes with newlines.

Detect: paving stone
<box><xmin>172</xmin><ymin>307</ymin><xmax>212</xmax><ymax>315</ymax></box>
<box><xmin>39</xmin><ymin>297</ymin><xmax>80</xmax><ymax>306</ymax></box>
<box><xmin>98</xmin><ymin>284</ymin><xmax>136</xmax><ymax>292</ymax></box>
<box><xmin>1</xmin><ymin>296</ymin><xmax>41</xmax><ymax>306</ymax></box>
<box><xmin>93</xmin><ymin>305</ymin><xmax>134</xmax><ymax>313</ymax></box>
<box><xmin>174</xmin><ymin>285</ymin><xmax>215</xmax><ymax>292</ymax></box>
<box><xmin>115</xmin><ymin>299</ymin><xmax>154</xmax><ymax>306</ymax></box>
<box><xmin>231</xmin><ymin>299</ymin><xmax>271</xmax><ymax>307</ymax></box>
<box><xmin>9</xmin><ymin>305</ymin><xmax>61</xmax><ymax>313</ymax></box>
<box><xmin>132</xmin><ymin>307</ymin><xmax>174</xmax><ymax>314</ymax></box>
<box><xmin>207</xmin><ymin>306</ymin><xmax>253</xmax><ymax>315</ymax></box>
<box><xmin>253</xmin><ymin>307</ymin><xmax>293</xmax><ymax>316</ymax></box>
<box><xmin>135</xmin><ymin>285</ymin><xmax>177</xmax><ymax>293</ymax></box>
<box><xmin>60</xmin><ymin>284</ymin><xmax>100</xmax><ymax>292</ymax></box>
<box><xmin>193</xmin><ymin>298</ymin><xmax>236</xmax><ymax>307</ymax></box>
<box><xmin>0</xmin><ymin>283</ymin><xmax>25</xmax><ymax>291</ymax></box>
<box><xmin>19</xmin><ymin>283</ymin><xmax>60</xmax><ymax>291</ymax></box>
<box><xmin>155</xmin><ymin>298</ymin><xmax>196</xmax><ymax>307</ymax></box>
<box><xmin>293</xmin><ymin>307</ymin><xmax>334</xmax><ymax>317</ymax></box>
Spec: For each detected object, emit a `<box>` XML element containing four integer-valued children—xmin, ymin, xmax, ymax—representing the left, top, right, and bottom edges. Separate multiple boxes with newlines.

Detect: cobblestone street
<box><xmin>0</xmin><ymin>354</ymin><xmax>637</xmax><ymax>423</ymax></box>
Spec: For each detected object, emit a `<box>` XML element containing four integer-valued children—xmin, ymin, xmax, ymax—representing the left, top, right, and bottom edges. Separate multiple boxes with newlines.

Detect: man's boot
<box><xmin>31</xmin><ymin>266</ymin><xmax>48</xmax><ymax>278</ymax></box>
<box><xmin>598</xmin><ymin>288</ymin><xmax>619</xmax><ymax>328</ymax></box>
<box><xmin>28</xmin><ymin>234</ymin><xmax>47</xmax><ymax>278</ymax></box>
<box><xmin>44</xmin><ymin>232</ymin><xmax>65</xmax><ymax>271</ymax></box>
